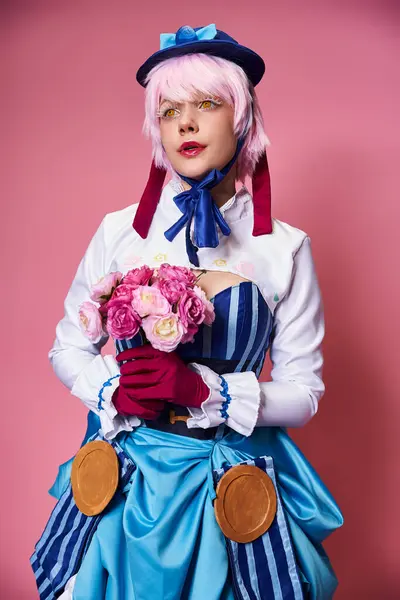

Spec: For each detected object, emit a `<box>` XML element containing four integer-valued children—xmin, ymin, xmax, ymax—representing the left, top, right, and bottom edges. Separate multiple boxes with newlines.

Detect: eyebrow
<box><xmin>159</xmin><ymin>95</ymin><xmax>221</xmax><ymax>107</ymax></box>
<box><xmin>159</xmin><ymin>98</ymin><xmax>176</xmax><ymax>106</ymax></box>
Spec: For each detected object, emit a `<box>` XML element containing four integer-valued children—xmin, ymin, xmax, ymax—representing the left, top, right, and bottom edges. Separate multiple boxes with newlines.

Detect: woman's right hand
<box><xmin>112</xmin><ymin>384</ymin><xmax>166</xmax><ymax>420</ymax></box>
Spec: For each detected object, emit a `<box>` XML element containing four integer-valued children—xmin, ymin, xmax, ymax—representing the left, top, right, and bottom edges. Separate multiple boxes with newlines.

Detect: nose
<box><xmin>178</xmin><ymin>105</ymin><xmax>199</xmax><ymax>135</ymax></box>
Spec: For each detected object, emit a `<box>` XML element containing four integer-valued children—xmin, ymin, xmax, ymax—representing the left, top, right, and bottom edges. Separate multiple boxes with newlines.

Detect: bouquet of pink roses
<box><xmin>79</xmin><ymin>264</ymin><xmax>215</xmax><ymax>352</ymax></box>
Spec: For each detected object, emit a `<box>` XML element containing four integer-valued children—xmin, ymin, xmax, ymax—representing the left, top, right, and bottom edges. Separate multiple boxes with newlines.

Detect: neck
<box><xmin>180</xmin><ymin>166</ymin><xmax>237</xmax><ymax>209</ymax></box>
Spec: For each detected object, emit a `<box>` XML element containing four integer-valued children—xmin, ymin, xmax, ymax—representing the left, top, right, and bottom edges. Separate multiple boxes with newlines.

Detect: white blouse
<box><xmin>49</xmin><ymin>180</ymin><xmax>325</xmax><ymax>439</ymax></box>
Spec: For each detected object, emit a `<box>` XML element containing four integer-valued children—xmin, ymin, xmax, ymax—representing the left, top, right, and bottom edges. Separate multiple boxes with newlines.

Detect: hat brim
<box><xmin>136</xmin><ymin>40</ymin><xmax>265</xmax><ymax>87</ymax></box>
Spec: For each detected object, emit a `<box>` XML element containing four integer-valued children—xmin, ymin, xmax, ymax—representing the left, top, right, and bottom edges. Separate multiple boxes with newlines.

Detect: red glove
<box><xmin>112</xmin><ymin>384</ymin><xmax>165</xmax><ymax>420</ymax></box>
<box><xmin>115</xmin><ymin>345</ymin><xmax>210</xmax><ymax>409</ymax></box>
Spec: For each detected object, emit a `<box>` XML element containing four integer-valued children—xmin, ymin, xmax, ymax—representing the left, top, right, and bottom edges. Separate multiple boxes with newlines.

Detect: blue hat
<box><xmin>136</xmin><ymin>24</ymin><xmax>265</xmax><ymax>87</ymax></box>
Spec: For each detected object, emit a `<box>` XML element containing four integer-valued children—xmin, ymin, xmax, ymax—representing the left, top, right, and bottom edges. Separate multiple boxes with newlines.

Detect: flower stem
<box><xmin>194</xmin><ymin>269</ymin><xmax>207</xmax><ymax>283</ymax></box>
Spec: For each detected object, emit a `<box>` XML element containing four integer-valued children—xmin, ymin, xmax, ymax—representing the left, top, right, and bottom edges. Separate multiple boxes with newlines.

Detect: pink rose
<box><xmin>107</xmin><ymin>284</ymin><xmax>136</xmax><ymax>308</ymax></box>
<box><xmin>90</xmin><ymin>272</ymin><xmax>122</xmax><ymax>304</ymax></box>
<box><xmin>178</xmin><ymin>289</ymin><xmax>206</xmax><ymax>343</ymax></box>
<box><xmin>142</xmin><ymin>313</ymin><xmax>185</xmax><ymax>352</ymax></box>
<box><xmin>123</xmin><ymin>265</ymin><xmax>154</xmax><ymax>287</ymax></box>
<box><xmin>193</xmin><ymin>286</ymin><xmax>215</xmax><ymax>326</ymax></box>
<box><xmin>131</xmin><ymin>285</ymin><xmax>171</xmax><ymax>318</ymax></box>
<box><xmin>98</xmin><ymin>284</ymin><xmax>136</xmax><ymax>320</ymax></box>
<box><xmin>156</xmin><ymin>263</ymin><xmax>196</xmax><ymax>287</ymax></box>
<box><xmin>157</xmin><ymin>278</ymin><xmax>188</xmax><ymax>304</ymax></box>
<box><xmin>79</xmin><ymin>301</ymin><xmax>105</xmax><ymax>343</ymax></box>
<box><xmin>106</xmin><ymin>304</ymin><xmax>141</xmax><ymax>340</ymax></box>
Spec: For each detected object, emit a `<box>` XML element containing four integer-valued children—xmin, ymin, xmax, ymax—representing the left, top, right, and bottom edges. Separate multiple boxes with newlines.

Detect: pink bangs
<box><xmin>142</xmin><ymin>53</ymin><xmax>269</xmax><ymax>181</ymax></box>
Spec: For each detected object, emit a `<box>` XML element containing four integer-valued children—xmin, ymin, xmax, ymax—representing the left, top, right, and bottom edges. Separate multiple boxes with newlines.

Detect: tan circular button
<box><xmin>214</xmin><ymin>464</ymin><xmax>277</xmax><ymax>543</ymax></box>
<box><xmin>71</xmin><ymin>441</ymin><xmax>119</xmax><ymax>516</ymax></box>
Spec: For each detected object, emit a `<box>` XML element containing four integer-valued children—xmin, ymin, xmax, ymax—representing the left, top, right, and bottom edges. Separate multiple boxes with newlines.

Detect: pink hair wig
<box><xmin>142</xmin><ymin>53</ymin><xmax>269</xmax><ymax>181</ymax></box>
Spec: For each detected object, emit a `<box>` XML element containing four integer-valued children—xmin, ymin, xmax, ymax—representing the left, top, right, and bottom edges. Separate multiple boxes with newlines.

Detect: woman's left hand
<box><xmin>116</xmin><ymin>346</ymin><xmax>210</xmax><ymax>408</ymax></box>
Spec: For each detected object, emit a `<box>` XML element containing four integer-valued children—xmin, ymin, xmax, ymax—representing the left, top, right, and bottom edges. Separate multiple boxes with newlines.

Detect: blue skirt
<box><xmin>35</xmin><ymin>415</ymin><xmax>343</xmax><ymax>600</ymax></box>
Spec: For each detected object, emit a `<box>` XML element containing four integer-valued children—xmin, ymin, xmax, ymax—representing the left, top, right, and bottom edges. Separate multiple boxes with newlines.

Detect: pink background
<box><xmin>2</xmin><ymin>1</ymin><xmax>399</xmax><ymax>597</ymax></box>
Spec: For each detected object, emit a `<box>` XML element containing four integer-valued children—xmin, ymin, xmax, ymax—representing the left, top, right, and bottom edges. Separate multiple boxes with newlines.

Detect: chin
<box><xmin>178</xmin><ymin>167</ymin><xmax>209</xmax><ymax>180</ymax></box>
<box><xmin>173</xmin><ymin>158</ymin><xmax>218</xmax><ymax>181</ymax></box>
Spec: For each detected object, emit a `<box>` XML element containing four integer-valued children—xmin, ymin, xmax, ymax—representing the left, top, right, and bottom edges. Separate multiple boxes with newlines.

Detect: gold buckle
<box><xmin>169</xmin><ymin>409</ymin><xmax>189</xmax><ymax>424</ymax></box>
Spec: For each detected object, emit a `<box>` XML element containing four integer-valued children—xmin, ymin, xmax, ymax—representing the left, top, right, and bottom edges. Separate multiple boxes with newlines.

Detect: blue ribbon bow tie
<box><xmin>164</xmin><ymin>139</ymin><xmax>244</xmax><ymax>266</ymax></box>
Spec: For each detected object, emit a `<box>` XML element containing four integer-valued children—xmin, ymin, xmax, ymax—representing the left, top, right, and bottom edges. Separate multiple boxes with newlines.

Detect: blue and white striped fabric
<box><xmin>116</xmin><ymin>281</ymin><xmax>273</xmax><ymax>378</ymax></box>
<box><xmin>213</xmin><ymin>456</ymin><xmax>304</xmax><ymax>600</ymax></box>
<box><xmin>30</xmin><ymin>433</ymin><xmax>136</xmax><ymax>600</ymax></box>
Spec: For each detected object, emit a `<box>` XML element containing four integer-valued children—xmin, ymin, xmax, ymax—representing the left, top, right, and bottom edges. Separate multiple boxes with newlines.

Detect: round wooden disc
<box><xmin>214</xmin><ymin>464</ymin><xmax>277</xmax><ymax>543</ymax></box>
<box><xmin>71</xmin><ymin>441</ymin><xmax>119</xmax><ymax>516</ymax></box>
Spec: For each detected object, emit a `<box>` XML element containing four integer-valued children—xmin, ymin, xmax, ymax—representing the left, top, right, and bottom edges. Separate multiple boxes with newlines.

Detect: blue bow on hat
<box><xmin>160</xmin><ymin>24</ymin><xmax>217</xmax><ymax>50</ymax></box>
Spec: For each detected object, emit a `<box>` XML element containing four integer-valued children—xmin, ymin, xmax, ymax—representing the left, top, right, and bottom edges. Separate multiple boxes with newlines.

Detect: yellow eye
<box><xmin>165</xmin><ymin>108</ymin><xmax>176</xmax><ymax>118</ymax></box>
<box><xmin>200</xmin><ymin>100</ymin><xmax>212</xmax><ymax>109</ymax></box>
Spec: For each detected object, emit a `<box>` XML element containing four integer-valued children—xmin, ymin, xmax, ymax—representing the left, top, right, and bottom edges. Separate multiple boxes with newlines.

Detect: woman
<box><xmin>31</xmin><ymin>24</ymin><xmax>343</xmax><ymax>600</ymax></box>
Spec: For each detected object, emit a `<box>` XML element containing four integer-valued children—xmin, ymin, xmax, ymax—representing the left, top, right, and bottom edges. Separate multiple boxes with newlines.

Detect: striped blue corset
<box><xmin>115</xmin><ymin>281</ymin><xmax>274</xmax><ymax>377</ymax></box>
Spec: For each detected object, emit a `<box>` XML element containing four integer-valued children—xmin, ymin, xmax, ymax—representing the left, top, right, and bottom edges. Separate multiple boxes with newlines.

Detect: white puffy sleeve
<box><xmin>48</xmin><ymin>216</ymin><xmax>140</xmax><ymax>439</ymax></box>
<box><xmin>186</xmin><ymin>236</ymin><xmax>325</xmax><ymax>436</ymax></box>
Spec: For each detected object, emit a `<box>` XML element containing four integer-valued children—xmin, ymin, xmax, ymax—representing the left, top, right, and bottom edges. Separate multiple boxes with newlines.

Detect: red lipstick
<box><xmin>179</xmin><ymin>141</ymin><xmax>206</xmax><ymax>157</ymax></box>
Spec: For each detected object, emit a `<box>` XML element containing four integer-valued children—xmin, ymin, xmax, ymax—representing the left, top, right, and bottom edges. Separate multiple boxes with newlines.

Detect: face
<box><xmin>158</xmin><ymin>94</ymin><xmax>237</xmax><ymax>180</ymax></box>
